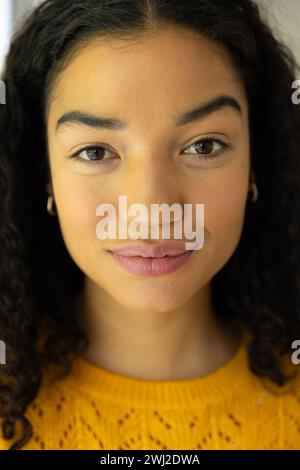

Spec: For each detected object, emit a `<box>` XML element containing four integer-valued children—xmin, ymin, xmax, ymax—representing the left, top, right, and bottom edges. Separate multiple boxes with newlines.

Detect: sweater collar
<box><xmin>57</xmin><ymin>334</ymin><xmax>264</xmax><ymax>409</ymax></box>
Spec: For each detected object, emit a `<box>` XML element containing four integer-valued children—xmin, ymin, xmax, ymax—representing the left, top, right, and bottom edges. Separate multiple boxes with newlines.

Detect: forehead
<box><xmin>47</xmin><ymin>26</ymin><xmax>247</xmax><ymax>129</ymax></box>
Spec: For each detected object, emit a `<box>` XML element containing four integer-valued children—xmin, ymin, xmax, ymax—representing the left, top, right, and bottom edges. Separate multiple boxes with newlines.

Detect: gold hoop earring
<box><xmin>248</xmin><ymin>182</ymin><xmax>259</xmax><ymax>203</ymax></box>
<box><xmin>47</xmin><ymin>195</ymin><xmax>57</xmax><ymax>216</ymax></box>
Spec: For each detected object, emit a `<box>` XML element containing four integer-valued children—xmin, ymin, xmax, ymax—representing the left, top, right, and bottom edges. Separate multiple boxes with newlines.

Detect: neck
<box><xmin>76</xmin><ymin>277</ymin><xmax>242</xmax><ymax>381</ymax></box>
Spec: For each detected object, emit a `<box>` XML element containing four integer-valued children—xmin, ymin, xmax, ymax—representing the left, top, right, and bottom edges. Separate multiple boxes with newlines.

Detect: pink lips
<box><xmin>107</xmin><ymin>241</ymin><xmax>193</xmax><ymax>276</ymax></box>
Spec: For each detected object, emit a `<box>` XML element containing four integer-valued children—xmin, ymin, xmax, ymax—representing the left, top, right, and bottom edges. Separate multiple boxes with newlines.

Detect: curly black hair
<box><xmin>0</xmin><ymin>0</ymin><xmax>300</xmax><ymax>450</ymax></box>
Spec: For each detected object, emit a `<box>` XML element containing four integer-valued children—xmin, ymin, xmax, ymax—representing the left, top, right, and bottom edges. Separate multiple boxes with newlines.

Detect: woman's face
<box><xmin>46</xmin><ymin>26</ymin><xmax>250</xmax><ymax>312</ymax></box>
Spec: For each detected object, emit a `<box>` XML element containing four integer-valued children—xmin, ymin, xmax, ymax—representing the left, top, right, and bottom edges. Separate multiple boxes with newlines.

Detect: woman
<box><xmin>0</xmin><ymin>0</ymin><xmax>300</xmax><ymax>451</ymax></box>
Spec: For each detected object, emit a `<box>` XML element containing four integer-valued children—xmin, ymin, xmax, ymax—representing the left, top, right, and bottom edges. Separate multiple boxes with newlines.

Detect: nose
<box><xmin>119</xmin><ymin>150</ymin><xmax>184</xmax><ymax>226</ymax></box>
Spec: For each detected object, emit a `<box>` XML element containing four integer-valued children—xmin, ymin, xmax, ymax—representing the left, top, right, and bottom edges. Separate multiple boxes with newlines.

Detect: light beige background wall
<box><xmin>258</xmin><ymin>0</ymin><xmax>300</xmax><ymax>68</ymax></box>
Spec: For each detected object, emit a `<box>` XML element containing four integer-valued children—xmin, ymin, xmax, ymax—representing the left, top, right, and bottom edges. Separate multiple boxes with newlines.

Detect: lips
<box><xmin>108</xmin><ymin>241</ymin><xmax>189</xmax><ymax>258</ymax></box>
<box><xmin>107</xmin><ymin>241</ymin><xmax>193</xmax><ymax>276</ymax></box>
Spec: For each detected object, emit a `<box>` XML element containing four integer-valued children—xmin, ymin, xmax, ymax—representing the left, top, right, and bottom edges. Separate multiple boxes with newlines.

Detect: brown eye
<box><xmin>194</xmin><ymin>140</ymin><xmax>214</xmax><ymax>154</ymax></box>
<box><xmin>73</xmin><ymin>145</ymin><xmax>118</xmax><ymax>164</ymax></box>
<box><xmin>182</xmin><ymin>137</ymin><xmax>230</xmax><ymax>159</ymax></box>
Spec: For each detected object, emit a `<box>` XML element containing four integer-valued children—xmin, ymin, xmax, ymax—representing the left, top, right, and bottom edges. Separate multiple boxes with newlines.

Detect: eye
<box><xmin>182</xmin><ymin>136</ymin><xmax>231</xmax><ymax>159</ymax></box>
<box><xmin>71</xmin><ymin>145</ymin><xmax>118</xmax><ymax>164</ymax></box>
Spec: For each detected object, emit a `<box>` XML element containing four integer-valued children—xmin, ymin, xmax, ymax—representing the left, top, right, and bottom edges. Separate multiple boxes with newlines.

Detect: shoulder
<box><xmin>279</xmin><ymin>368</ymin><xmax>300</xmax><ymax>449</ymax></box>
<box><xmin>0</xmin><ymin>361</ymin><xmax>79</xmax><ymax>450</ymax></box>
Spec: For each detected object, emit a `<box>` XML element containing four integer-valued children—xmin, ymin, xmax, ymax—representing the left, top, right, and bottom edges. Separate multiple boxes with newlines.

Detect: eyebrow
<box><xmin>55</xmin><ymin>94</ymin><xmax>242</xmax><ymax>132</ymax></box>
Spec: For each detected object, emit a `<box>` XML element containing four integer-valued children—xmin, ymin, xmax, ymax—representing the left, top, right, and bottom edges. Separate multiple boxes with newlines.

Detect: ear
<box><xmin>46</xmin><ymin>180</ymin><xmax>53</xmax><ymax>195</ymax></box>
<box><xmin>249</xmin><ymin>168</ymin><xmax>256</xmax><ymax>189</ymax></box>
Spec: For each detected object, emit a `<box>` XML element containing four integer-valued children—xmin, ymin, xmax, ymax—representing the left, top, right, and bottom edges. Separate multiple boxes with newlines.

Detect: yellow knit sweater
<box><xmin>1</xmin><ymin>336</ymin><xmax>300</xmax><ymax>450</ymax></box>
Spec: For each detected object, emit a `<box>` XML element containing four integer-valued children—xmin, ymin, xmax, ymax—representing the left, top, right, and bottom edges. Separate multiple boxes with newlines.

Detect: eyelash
<box><xmin>70</xmin><ymin>136</ymin><xmax>231</xmax><ymax>166</ymax></box>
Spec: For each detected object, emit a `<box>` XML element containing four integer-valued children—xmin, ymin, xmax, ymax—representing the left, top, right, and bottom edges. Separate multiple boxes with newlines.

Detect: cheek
<box><xmin>205</xmin><ymin>168</ymin><xmax>249</xmax><ymax>268</ymax></box>
<box><xmin>207</xmin><ymin>178</ymin><xmax>248</xmax><ymax>231</ymax></box>
<box><xmin>187</xmin><ymin>162</ymin><xmax>249</xmax><ymax>271</ymax></box>
<box><xmin>53</xmin><ymin>175</ymin><xmax>110</xmax><ymax>258</ymax></box>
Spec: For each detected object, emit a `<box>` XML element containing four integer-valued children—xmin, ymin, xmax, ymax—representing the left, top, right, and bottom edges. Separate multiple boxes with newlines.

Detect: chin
<box><xmin>110</xmin><ymin>284</ymin><xmax>195</xmax><ymax>313</ymax></box>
